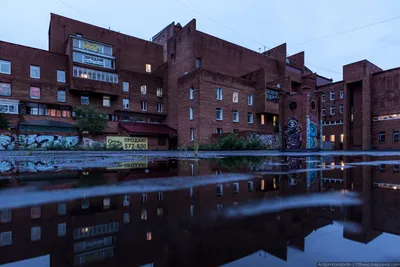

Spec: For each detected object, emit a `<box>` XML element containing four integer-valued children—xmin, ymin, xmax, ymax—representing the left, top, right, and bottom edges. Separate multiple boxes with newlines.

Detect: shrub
<box><xmin>244</xmin><ymin>135</ymin><xmax>266</xmax><ymax>150</ymax></box>
<box><xmin>199</xmin><ymin>144</ymin><xmax>218</xmax><ymax>150</ymax></box>
<box><xmin>218</xmin><ymin>133</ymin><xmax>246</xmax><ymax>150</ymax></box>
<box><xmin>74</xmin><ymin>106</ymin><xmax>108</xmax><ymax>135</ymax></box>
<box><xmin>0</xmin><ymin>113</ymin><xmax>9</xmax><ymax>130</ymax></box>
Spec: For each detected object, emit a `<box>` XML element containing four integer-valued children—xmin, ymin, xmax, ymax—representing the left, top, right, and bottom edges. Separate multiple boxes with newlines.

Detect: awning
<box><xmin>18</xmin><ymin>119</ymin><xmax>78</xmax><ymax>133</ymax></box>
<box><xmin>120</xmin><ymin>123</ymin><xmax>177</xmax><ymax>136</ymax></box>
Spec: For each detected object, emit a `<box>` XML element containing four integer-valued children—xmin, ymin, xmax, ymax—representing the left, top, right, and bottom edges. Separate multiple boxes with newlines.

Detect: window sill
<box><xmin>216</xmin><ymin>119</ymin><xmax>223</xmax><ymax>121</ymax></box>
<box><xmin>233</xmin><ymin>121</ymin><xmax>239</xmax><ymax>123</ymax></box>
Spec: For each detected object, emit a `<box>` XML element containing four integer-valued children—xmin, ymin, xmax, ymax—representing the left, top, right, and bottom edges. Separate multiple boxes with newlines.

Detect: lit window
<box><xmin>0</xmin><ymin>60</ymin><xmax>11</xmax><ymax>74</ymax></box>
<box><xmin>261</xmin><ymin>179</ymin><xmax>265</xmax><ymax>190</ymax></box>
<box><xmin>233</xmin><ymin>182</ymin><xmax>239</xmax><ymax>194</ymax></box>
<box><xmin>273</xmin><ymin>116</ymin><xmax>278</xmax><ymax>127</ymax></box>
<box><xmin>190</xmin><ymin>87</ymin><xmax>194</xmax><ymax>100</ymax></box>
<box><xmin>103</xmin><ymin>198</ymin><xmax>110</xmax><ymax>209</ymax></box>
<box><xmin>216</xmin><ymin>88</ymin><xmax>223</xmax><ymax>100</ymax></box>
<box><xmin>216</xmin><ymin>184</ymin><xmax>223</xmax><ymax>196</ymax></box>
<box><xmin>73</xmin><ymin>66</ymin><xmax>118</xmax><ymax>84</ymax></box>
<box><xmin>157</xmin><ymin>102</ymin><xmax>163</xmax><ymax>112</ymax></box>
<box><xmin>57</xmin><ymin>89</ymin><xmax>66</xmax><ymax>103</ymax></box>
<box><xmin>330</xmin><ymin>91</ymin><xmax>335</xmax><ymax>100</ymax></box>
<box><xmin>273</xmin><ymin>177</ymin><xmax>277</xmax><ymax>189</ymax></box>
<box><xmin>58</xmin><ymin>223</ymin><xmax>66</xmax><ymax>237</ymax></box>
<box><xmin>30</xmin><ymin>87</ymin><xmax>41</xmax><ymax>100</ymax></box>
<box><xmin>248</xmin><ymin>112</ymin><xmax>253</xmax><ymax>124</ymax></box>
<box><xmin>31</xmin><ymin>207</ymin><xmax>41</xmax><ymax>219</ymax></box>
<box><xmin>146</xmin><ymin>232</ymin><xmax>152</xmax><ymax>240</ymax></box>
<box><xmin>122</xmin><ymin>82</ymin><xmax>129</xmax><ymax>92</ymax></box>
<box><xmin>141</xmin><ymin>210</ymin><xmax>148</xmax><ymax>220</ymax></box>
<box><xmin>322</xmin><ymin>135</ymin><xmax>326</xmax><ymax>142</ymax></box>
<box><xmin>141</xmin><ymin>194</ymin><xmax>148</xmax><ymax>204</ymax></box>
<box><xmin>340</xmin><ymin>90</ymin><xmax>344</xmax><ymax>99</ymax></box>
<box><xmin>330</xmin><ymin>135</ymin><xmax>335</xmax><ymax>142</ymax></box>
<box><xmin>158</xmin><ymin>192</ymin><xmax>164</xmax><ymax>201</ymax></box>
<box><xmin>261</xmin><ymin>114</ymin><xmax>265</xmax><ymax>125</ymax></box>
<box><xmin>123</xmin><ymin>98</ymin><xmax>130</xmax><ymax>109</ymax></box>
<box><xmin>216</xmin><ymin>128</ymin><xmax>223</xmax><ymax>134</ymax></box>
<box><xmin>141</xmin><ymin>85</ymin><xmax>147</xmax><ymax>95</ymax></box>
<box><xmin>57</xmin><ymin>70</ymin><xmax>66</xmax><ymax>83</ymax></box>
<box><xmin>81</xmin><ymin>95</ymin><xmax>89</xmax><ymax>105</ymax></box>
<box><xmin>190</xmin><ymin>128</ymin><xmax>194</xmax><ymax>141</ymax></box>
<box><xmin>216</xmin><ymin>108</ymin><xmax>223</xmax><ymax>120</ymax></box>
<box><xmin>58</xmin><ymin>203</ymin><xmax>66</xmax><ymax>216</ymax></box>
<box><xmin>233</xmin><ymin>110</ymin><xmax>239</xmax><ymax>122</ymax></box>
<box><xmin>196</xmin><ymin>58</ymin><xmax>201</xmax><ymax>68</ymax></box>
<box><xmin>322</xmin><ymin>93</ymin><xmax>326</xmax><ymax>102</ymax></box>
<box><xmin>393</xmin><ymin>131</ymin><xmax>399</xmax><ymax>142</ymax></box>
<box><xmin>233</xmin><ymin>92</ymin><xmax>239</xmax><ymax>103</ymax></box>
<box><xmin>248</xmin><ymin>94</ymin><xmax>253</xmax><ymax>105</ymax></box>
<box><xmin>0</xmin><ymin>231</ymin><xmax>12</xmax><ymax>246</ymax></box>
<box><xmin>248</xmin><ymin>181</ymin><xmax>254</xmax><ymax>192</ymax></box>
<box><xmin>123</xmin><ymin>213</ymin><xmax>130</xmax><ymax>223</ymax></box>
<box><xmin>157</xmin><ymin>208</ymin><xmax>163</xmax><ymax>217</ymax></box>
<box><xmin>146</xmin><ymin>64</ymin><xmax>151</xmax><ymax>73</ymax></box>
<box><xmin>103</xmin><ymin>96</ymin><xmax>111</xmax><ymax>107</ymax></box>
<box><xmin>141</xmin><ymin>101</ymin><xmax>147</xmax><ymax>111</ymax></box>
<box><xmin>379</xmin><ymin>132</ymin><xmax>385</xmax><ymax>143</ymax></box>
<box><xmin>30</xmin><ymin>65</ymin><xmax>40</xmax><ymax>79</ymax></box>
<box><xmin>330</xmin><ymin>106</ymin><xmax>335</xmax><ymax>115</ymax></box>
<box><xmin>190</xmin><ymin>107</ymin><xmax>194</xmax><ymax>120</ymax></box>
<box><xmin>157</xmin><ymin>87</ymin><xmax>163</xmax><ymax>97</ymax></box>
<box><xmin>340</xmin><ymin>134</ymin><xmax>344</xmax><ymax>143</ymax></box>
<box><xmin>123</xmin><ymin>196</ymin><xmax>130</xmax><ymax>207</ymax></box>
<box><xmin>81</xmin><ymin>199</ymin><xmax>89</xmax><ymax>209</ymax></box>
<box><xmin>340</xmin><ymin>104</ymin><xmax>343</xmax><ymax>113</ymax></box>
<box><xmin>31</xmin><ymin>227</ymin><xmax>41</xmax><ymax>241</ymax></box>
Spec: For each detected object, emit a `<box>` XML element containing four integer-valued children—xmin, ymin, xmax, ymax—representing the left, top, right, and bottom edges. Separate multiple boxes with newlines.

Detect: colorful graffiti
<box><xmin>306</xmin><ymin>156</ymin><xmax>319</xmax><ymax>191</ymax></box>
<box><xmin>306</xmin><ymin>115</ymin><xmax>319</xmax><ymax>149</ymax></box>
<box><xmin>285</xmin><ymin>117</ymin><xmax>302</xmax><ymax>149</ymax></box>
<box><xmin>0</xmin><ymin>133</ymin><xmax>94</xmax><ymax>150</ymax></box>
<box><xmin>249</xmin><ymin>133</ymin><xmax>281</xmax><ymax>149</ymax></box>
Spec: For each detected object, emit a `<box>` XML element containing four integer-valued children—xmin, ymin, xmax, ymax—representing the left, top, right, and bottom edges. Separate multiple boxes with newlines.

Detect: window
<box><xmin>266</xmin><ymin>89</ymin><xmax>279</xmax><ymax>102</ymax></box>
<box><xmin>248</xmin><ymin>94</ymin><xmax>253</xmax><ymax>105</ymax></box>
<box><xmin>141</xmin><ymin>85</ymin><xmax>147</xmax><ymax>95</ymax></box>
<box><xmin>379</xmin><ymin>132</ymin><xmax>386</xmax><ymax>143</ymax></box>
<box><xmin>216</xmin><ymin>184</ymin><xmax>223</xmax><ymax>196</ymax></box>
<box><xmin>261</xmin><ymin>114</ymin><xmax>265</xmax><ymax>125</ymax></box>
<box><xmin>103</xmin><ymin>96</ymin><xmax>111</xmax><ymax>107</ymax></box>
<box><xmin>141</xmin><ymin>194</ymin><xmax>148</xmax><ymax>204</ymax></box>
<box><xmin>233</xmin><ymin>202</ymin><xmax>239</xmax><ymax>206</ymax></box>
<box><xmin>123</xmin><ymin>98</ymin><xmax>130</xmax><ymax>109</ymax></box>
<box><xmin>58</xmin><ymin>203</ymin><xmax>66</xmax><ymax>216</ymax></box>
<box><xmin>261</xmin><ymin>179</ymin><xmax>265</xmax><ymax>190</ymax></box>
<box><xmin>0</xmin><ymin>60</ymin><xmax>11</xmax><ymax>74</ymax></box>
<box><xmin>248</xmin><ymin>181</ymin><xmax>254</xmax><ymax>192</ymax></box>
<box><xmin>322</xmin><ymin>93</ymin><xmax>326</xmax><ymax>102</ymax></box>
<box><xmin>330</xmin><ymin>135</ymin><xmax>335</xmax><ymax>142</ymax></box>
<box><xmin>158</xmin><ymin>136</ymin><xmax>166</xmax><ymax>146</ymax></box>
<box><xmin>141</xmin><ymin>101</ymin><xmax>147</xmax><ymax>111</ymax></box>
<box><xmin>58</xmin><ymin>223</ymin><xmax>66</xmax><ymax>237</ymax></box>
<box><xmin>273</xmin><ymin>116</ymin><xmax>278</xmax><ymax>127</ymax></box>
<box><xmin>340</xmin><ymin>104</ymin><xmax>343</xmax><ymax>113</ymax></box>
<box><xmin>31</xmin><ymin>207</ymin><xmax>41</xmax><ymax>219</ymax></box>
<box><xmin>72</xmin><ymin>51</ymin><xmax>115</xmax><ymax>69</ymax></box>
<box><xmin>190</xmin><ymin>128</ymin><xmax>194</xmax><ymax>141</ymax></box>
<box><xmin>340</xmin><ymin>90</ymin><xmax>344</xmax><ymax>99</ymax></box>
<box><xmin>190</xmin><ymin>107</ymin><xmax>194</xmax><ymax>120</ymax></box>
<box><xmin>30</xmin><ymin>87</ymin><xmax>40</xmax><ymax>99</ymax></box>
<box><xmin>216</xmin><ymin>108</ymin><xmax>223</xmax><ymax>120</ymax></box>
<box><xmin>340</xmin><ymin>134</ymin><xmax>344</xmax><ymax>143</ymax></box>
<box><xmin>233</xmin><ymin>182</ymin><xmax>239</xmax><ymax>194</ymax></box>
<box><xmin>141</xmin><ymin>210</ymin><xmax>148</xmax><ymax>220</ymax></box>
<box><xmin>233</xmin><ymin>129</ymin><xmax>239</xmax><ymax>133</ymax></box>
<box><xmin>190</xmin><ymin>187</ymin><xmax>194</xmax><ymax>197</ymax></box>
<box><xmin>330</xmin><ymin>91</ymin><xmax>335</xmax><ymax>100</ymax></box>
<box><xmin>393</xmin><ymin>131</ymin><xmax>399</xmax><ymax>142</ymax></box>
<box><xmin>322</xmin><ymin>135</ymin><xmax>326</xmax><ymax>142</ymax></box>
<box><xmin>0</xmin><ymin>232</ymin><xmax>12</xmax><ymax>246</ymax></box>
<box><xmin>393</xmin><ymin>165</ymin><xmax>400</xmax><ymax>172</ymax></box>
<box><xmin>103</xmin><ymin>198</ymin><xmax>110</xmax><ymax>209</ymax></box>
<box><xmin>0</xmin><ymin>83</ymin><xmax>11</xmax><ymax>96</ymax></box>
<box><xmin>157</xmin><ymin>102</ymin><xmax>163</xmax><ymax>112</ymax></box>
<box><xmin>380</xmin><ymin>164</ymin><xmax>385</xmax><ymax>172</ymax></box>
<box><xmin>30</xmin><ymin>65</ymin><xmax>40</xmax><ymax>79</ymax></box>
<box><xmin>158</xmin><ymin>192</ymin><xmax>164</xmax><ymax>201</ymax></box>
<box><xmin>190</xmin><ymin>87</ymin><xmax>194</xmax><ymax>100</ymax></box>
<box><xmin>157</xmin><ymin>208</ymin><xmax>163</xmax><ymax>217</ymax></box>
<box><xmin>146</xmin><ymin>232</ymin><xmax>152</xmax><ymax>241</ymax></box>
<box><xmin>233</xmin><ymin>110</ymin><xmax>239</xmax><ymax>122</ymax></box>
<box><xmin>122</xmin><ymin>82</ymin><xmax>129</xmax><ymax>92</ymax></box>
<box><xmin>216</xmin><ymin>87</ymin><xmax>223</xmax><ymax>100</ymax></box>
<box><xmin>73</xmin><ymin>66</ymin><xmax>118</xmax><ymax>84</ymax></box>
<box><xmin>123</xmin><ymin>213</ymin><xmax>130</xmax><ymax>223</ymax></box>
<box><xmin>72</xmin><ymin>38</ymin><xmax>112</xmax><ymax>56</ymax></box>
<box><xmin>146</xmin><ymin>64</ymin><xmax>152</xmax><ymax>73</ymax></box>
<box><xmin>57</xmin><ymin>70</ymin><xmax>66</xmax><ymax>83</ymax></box>
<box><xmin>330</xmin><ymin>106</ymin><xmax>335</xmax><ymax>115</ymax></box>
<box><xmin>196</xmin><ymin>58</ymin><xmax>201</xmax><ymax>68</ymax></box>
<box><xmin>248</xmin><ymin>112</ymin><xmax>253</xmax><ymax>124</ymax></box>
<box><xmin>190</xmin><ymin>205</ymin><xmax>195</xmax><ymax>217</ymax></box>
<box><xmin>57</xmin><ymin>89</ymin><xmax>66</xmax><ymax>103</ymax></box>
<box><xmin>73</xmin><ymin>223</ymin><xmax>119</xmax><ymax>240</ymax></box>
<box><xmin>31</xmin><ymin>227</ymin><xmax>41</xmax><ymax>241</ymax></box>
<box><xmin>81</xmin><ymin>95</ymin><xmax>89</xmax><ymax>105</ymax></box>
<box><xmin>216</xmin><ymin>204</ymin><xmax>224</xmax><ymax>211</ymax></box>
<box><xmin>233</xmin><ymin>92</ymin><xmax>239</xmax><ymax>103</ymax></box>
<box><xmin>216</xmin><ymin>128</ymin><xmax>223</xmax><ymax>134</ymax></box>
<box><xmin>322</xmin><ymin>108</ymin><xmax>326</xmax><ymax>116</ymax></box>
<box><xmin>123</xmin><ymin>196</ymin><xmax>130</xmax><ymax>207</ymax></box>
<box><xmin>81</xmin><ymin>199</ymin><xmax>89</xmax><ymax>209</ymax></box>
<box><xmin>157</xmin><ymin>87</ymin><xmax>163</xmax><ymax>97</ymax></box>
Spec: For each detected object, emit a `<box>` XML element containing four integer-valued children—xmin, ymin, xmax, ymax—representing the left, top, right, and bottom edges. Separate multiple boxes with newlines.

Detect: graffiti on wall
<box><xmin>249</xmin><ymin>133</ymin><xmax>281</xmax><ymax>149</ymax></box>
<box><xmin>285</xmin><ymin>117</ymin><xmax>302</xmax><ymax>149</ymax></box>
<box><xmin>0</xmin><ymin>160</ymin><xmax>58</xmax><ymax>173</ymax></box>
<box><xmin>0</xmin><ymin>133</ymin><xmax>94</xmax><ymax>150</ymax></box>
<box><xmin>306</xmin><ymin>156</ymin><xmax>319</xmax><ymax>191</ymax></box>
<box><xmin>306</xmin><ymin>115</ymin><xmax>319</xmax><ymax>149</ymax></box>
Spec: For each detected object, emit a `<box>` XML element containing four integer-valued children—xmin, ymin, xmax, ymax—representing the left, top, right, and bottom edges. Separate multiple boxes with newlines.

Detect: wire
<box><xmin>40</xmin><ymin>36</ymin><xmax>48</xmax><ymax>50</ymax></box>
<box><xmin>290</xmin><ymin>14</ymin><xmax>400</xmax><ymax>47</ymax></box>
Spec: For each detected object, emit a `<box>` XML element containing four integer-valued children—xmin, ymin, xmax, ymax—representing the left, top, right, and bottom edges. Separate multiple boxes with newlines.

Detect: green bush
<box><xmin>199</xmin><ymin>144</ymin><xmax>218</xmax><ymax>150</ymax></box>
<box><xmin>244</xmin><ymin>135</ymin><xmax>266</xmax><ymax>150</ymax></box>
<box><xmin>0</xmin><ymin>113</ymin><xmax>9</xmax><ymax>130</ymax></box>
<box><xmin>218</xmin><ymin>133</ymin><xmax>246</xmax><ymax>150</ymax></box>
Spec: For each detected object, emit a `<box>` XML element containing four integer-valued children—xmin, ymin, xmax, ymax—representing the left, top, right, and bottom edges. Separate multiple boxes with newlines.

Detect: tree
<box><xmin>74</xmin><ymin>106</ymin><xmax>108</xmax><ymax>135</ymax></box>
<box><xmin>0</xmin><ymin>113</ymin><xmax>10</xmax><ymax>130</ymax></box>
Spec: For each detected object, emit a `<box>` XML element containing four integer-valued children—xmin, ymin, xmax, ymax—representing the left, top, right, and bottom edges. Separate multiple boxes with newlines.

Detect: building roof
<box><xmin>19</xmin><ymin>120</ymin><xmax>77</xmax><ymax>128</ymax></box>
<box><xmin>120</xmin><ymin>123</ymin><xmax>177</xmax><ymax>136</ymax></box>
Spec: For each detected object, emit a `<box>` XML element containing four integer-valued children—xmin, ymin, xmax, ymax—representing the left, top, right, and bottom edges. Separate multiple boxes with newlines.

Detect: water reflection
<box><xmin>0</xmin><ymin>155</ymin><xmax>400</xmax><ymax>266</ymax></box>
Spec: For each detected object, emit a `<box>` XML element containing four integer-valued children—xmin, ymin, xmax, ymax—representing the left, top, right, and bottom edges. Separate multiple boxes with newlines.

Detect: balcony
<box><xmin>265</xmin><ymin>99</ymin><xmax>279</xmax><ymax>114</ymax></box>
<box><xmin>71</xmin><ymin>76</ymin><xmax>120</xmax><ymax>96</ymax></box>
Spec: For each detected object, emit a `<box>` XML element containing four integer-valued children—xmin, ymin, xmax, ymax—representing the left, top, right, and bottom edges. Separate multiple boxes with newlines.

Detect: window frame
<box><xmin>122</xmin><ymin>81</ymin><xmax>129</xmax><ymax>92</ymax></box>
<box><xmin>30</xmin><ymin>65</ymin><xmax>40</xmax><ymax>79</ymax></box>
<box><xmin>0</xmin><ymin>60</ymin><xmax>11</xmax><ymax>74</ymax></box>
<box><xmin>190</xmin><ymin>107</ymin><xmax>194</xmax><ymax>120</ymax></box>
<box><xmin>57</xmin><ymin>70</ymin><xmax>66</xmax><ymax>83</ymax></box>
<box><xmin>157</xmin><ymin>87</ymin><xmax>163</xmax><ymax>97</ymax></box>
<box><xmin>340</xmin><ymin>90</ymin><xmax>344</xmax><ymax>99</ymax></box>
<box><xmin>330</xmin><ymin>106</ymin><xmax>335</xmax><ymax>115</ymax></box>
<box><xmin>340</xmin><ymin>104</ymin><xmax>343</xmax><ymax>113</ymax></box>
<box><xmin>330</xmin><ymin>91</ymin><xmax>335</xmax><ymax>101</ymax></box>
<box><xmin>233</xmin><ymin>110</ymin><xmax>239</xmax><ymax>123</ymax></box>
<box><xmin>216</xmin><ymin>108</ymin><xmax>223</xmax><ymax>121</ymax></box>
<box><xmin>322</xmin><ymin>93</ymin><xmax>326</xmax><ymax>102</ymax></box>
<box><xmin>30</xmin><ymin>87</ymin><xmax>41</xmax><ymax>100</ymax></box>
<box><xmin>103</xmin><ymin>96</ymin><xmax>111</xmax><ymax>107</ymax></box>
<box><xmin>0</xmin><ymin>231</ymin><xmax>12</xmax><ymax>246</ymax></box>
<box><xmin>216</xmin><ymin>87</ymin><xmax>223</xmax><ymax>100</ymax></box>
<box><xmin>190</xmin><ymin>128</ymin><xmax>194</xmax><ymax>141</ymax></box>
<box><xmin>57</xmin><ymin>89</ymin><xmax>66</xmax><ymax>103</ymax></box>
<box><xmin>247</xmin><ymin>112</ymin><xmax>253</xmax><ymax>124</ymax></box>
<box><xmin>123</xmin><ymin>98</ymin><xmax>130</xmax><ymax>110</ymax></box>
<box><xmin>157</xmin><ymin>102</ymin><xmax>163</xmax><ymax>112</ymax></box>
<box><xmin>393</xmin><ymin>131</ymin><xmax>399</xmax><ymax>143</ymax></box>
<box><xmin>81</xmin><ymin>94</ymin><xmax>89</xmax><ymax>105</ymax></box>
<box><xmin>379</xmin><ymin>132</ymin><xmax>386</xmax><ymax>143</ymax></box>
<box><xmin>31</xmin><ymin>226</ymin><xmax>41</xmax><ymax>241</ymax></box>
<box><xmin>248</xmin><ymin>94</ymin><xmax>253</xmax><ymax>105</ymax></box>
<box><xmin>141</xmin><ymin>85</ymin><xmax>147</xmax><ymax>95</ymax></box>
<box><xmin>145</xmin><ymin>64</ymin><xmax>152</xmax><ymax>73</ymax></box>
<box><xmin>141</xmin><ymin>100</ymin><xmax>147</xmax><ymax>111</ymax></box>
<box><xmin>232</xmin><ymin>91</ymin><xmax>239</xmax><ymax>103</ymax></box>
